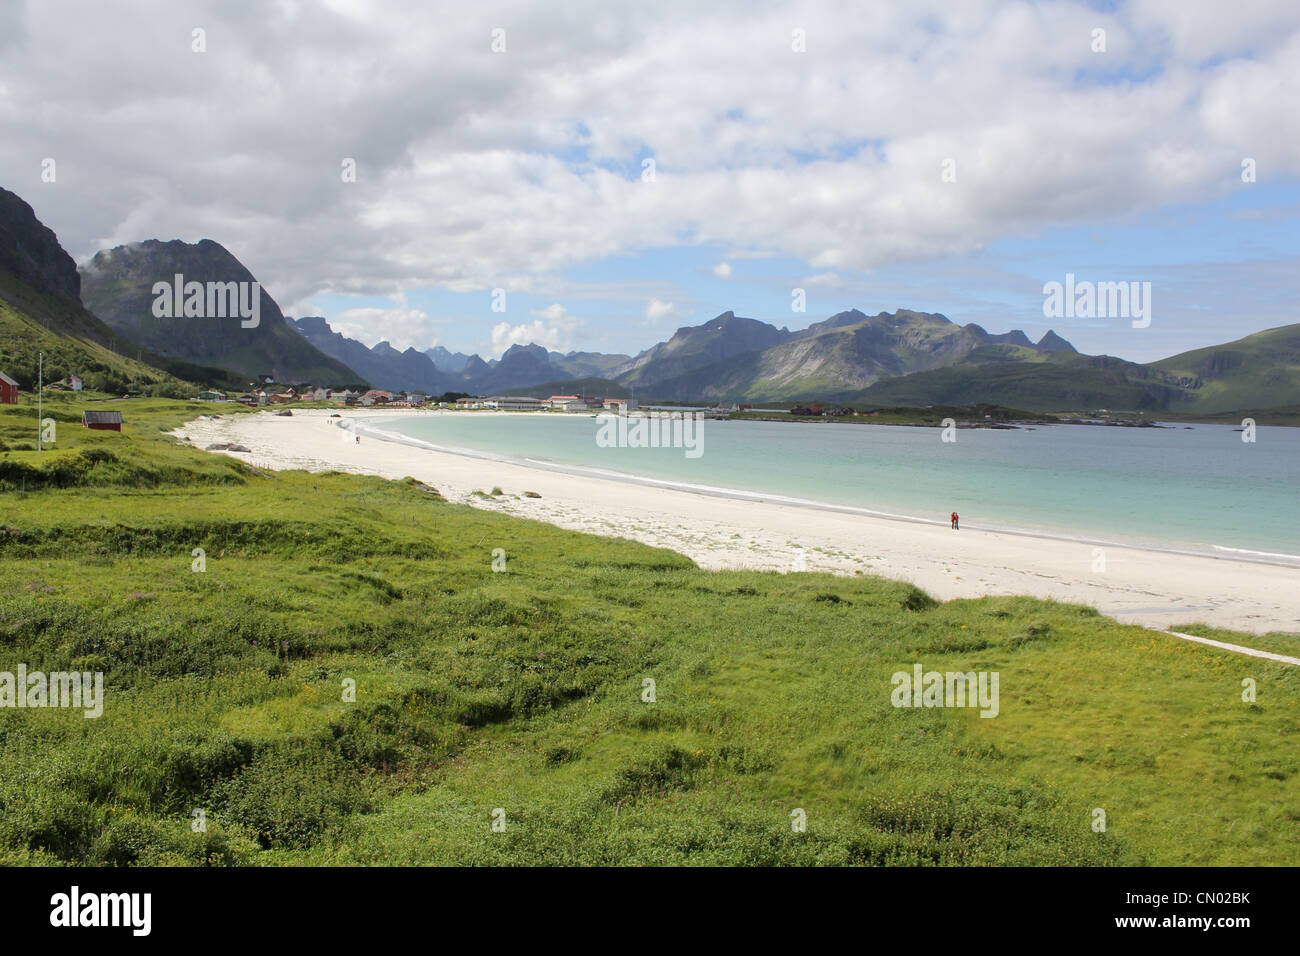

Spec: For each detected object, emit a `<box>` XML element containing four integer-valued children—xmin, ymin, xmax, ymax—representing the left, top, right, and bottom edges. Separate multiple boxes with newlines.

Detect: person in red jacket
<box><xmin>950</xmin><ymin>511</ymin><xmax>959</xmax><ymax>530</ymax></box>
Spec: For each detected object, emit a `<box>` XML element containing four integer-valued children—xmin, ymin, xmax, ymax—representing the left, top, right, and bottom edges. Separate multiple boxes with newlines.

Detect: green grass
<box><xmin>0</xmin><ymin>397</ymin><xmax>1295</xmax><ymax>866</ymax></box>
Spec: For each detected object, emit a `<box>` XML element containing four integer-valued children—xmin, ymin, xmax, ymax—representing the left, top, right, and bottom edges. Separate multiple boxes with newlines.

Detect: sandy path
<box><xmin>172</xmin><ymin>409</ymin><xmax>1300</xmax><ymax>638</ymax></box>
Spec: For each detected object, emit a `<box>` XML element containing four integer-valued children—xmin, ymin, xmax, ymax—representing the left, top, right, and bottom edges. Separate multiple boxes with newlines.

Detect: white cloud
<box><xmin>645</xmin><ymin>297</ymin><xmax>678</xmax><ymax>319</ymax></box>
<box><xmin>491</xmin><ymin>320</ymin><xmax>564</xmax><ymax>353</ymax></box>
<box><xmin>491</xmin><ymin>302</ymin><xmax>581</xmax><ymax>353</ymax></box>
<box><xmin>712</xmin><ymin>262</ymin><xmax>733</xmax><ymax>279</ymax></box>
<box><xmin>802</xmin><ymin>272</ymin><xmax>843</xmax><ymax>289</ymax></box>
<box><xmin>530</xmin><ymin>303</ymin><xmax>578</xmax><ymax>326</ymax></box>
<box><xmin>329</xmin><ymin>296</ymin><xmax>441</xmax><ymax>350</ymax></box>
<box><xmin>2</xmin><ymin>0</ymin><xmax>1298</xmax><ymax>348</ymax></box>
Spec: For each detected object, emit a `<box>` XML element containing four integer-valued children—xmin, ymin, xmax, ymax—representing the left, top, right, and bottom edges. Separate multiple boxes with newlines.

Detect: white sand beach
<box><xmin>174</xmin><ymin>408</ymin><xmax>1300</xmax><ymax>637</ymax></box>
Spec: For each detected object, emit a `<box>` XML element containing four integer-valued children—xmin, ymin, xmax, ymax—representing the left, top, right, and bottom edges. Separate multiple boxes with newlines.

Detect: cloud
<box><xmin>491</xmin><ymin>320</ymin><xmax>563</xmax><ymax>353</ymax></box>
<box><xmin>328</xmin><ymin>295</ymin><xmax>441</xmax><ymax>350</ymax></box>
<box><xmin>801</xmin><ymin>272</ymin><xmax>843</xmax><ymax>289</ymax></box>
<box><xmin>530</xmin><ymin>303</ymin><xmax>578</xmax><ymax>326</ymax></box>
<box><xmin>712</xmin><ymin>262</ymin><xmax>733</xmax><ymax>279</ymax></box>
<box><xmin>490</xmin><ymin>302</ymin><xmax>581</xmax><ymax>353</ymax></box>
<box><xmin>645</xmin><ymin>297</ymin><xmax>678</xmax><ymax>319</ymax></box>
<box><xmin>2</xmin><ymin>0</ymin><xmax>1298</xmax><ymax>349</ymax></box>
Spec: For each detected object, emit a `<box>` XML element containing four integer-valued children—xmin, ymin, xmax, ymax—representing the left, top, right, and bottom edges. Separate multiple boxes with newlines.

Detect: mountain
<box><xmin>291</xmin><ymin>316</ymin><xmax>448</xmax><ymax>393</ymax></box>
<box><xmin>80</xmin><ymin>240</ymin><xmax>362</xmax><ymax>386</ymax></box>
<box><xmin>965</xmin><ymin>324</ymin><xmax>1033</xmax><ymax>347</ymax></box>
<box><xmin>471</xmin><ymin>343</ymin><xmax>557</xmax><ymax>392</ymax></box>
<box><xmin>54</xmin><ymin>219</ymin><xmax>1293</xmax><ymax>414</ymax></box>
<box><xmin>285</xmin><ymin>307</ymin><xmax>1090</xmax><ymax>403</ymax></box>
<box><xmin>616</xmin><ymin>311</ymin><xmax>798</xmax><ymax>387</ymax></box>
<box><xmin>1036</xmin><ymin>330</ymin><xmax>1077</xmax><ymax>353</ymax></box>
<box><xmin>424</xmin><ymin>345</ymin><xmax>473</xmax><ymax>373</ymax></box>
<box><xmin>847</xmin><ymin>352</ymin><xmax>1185</xmax><ymax>410</ymax></box>
<box><xmin>0</xmin><ymin>186</ymin><xmax>212</xmax><ymax>395</ymax></box>
<box><xmin>1149</xmin><ymin>324</ymin><xmax>1300</xmax><ymax>413</ymax></box>
<box><xmin>0</xmin><ymin>189</ymin><xmax>82</xmax><ymax>302</ymax></box>
<box><xmin>842</xmin><ymin>325</ymin><xmax>1300</xmax><ymax>414</ymax></box>
<box><xmin>634</xmin><ymin>310</ymin><xmax>1070</xmax><ymax>401</ymax></box>
<box><xmin>549</xmin><ymin>349</ymin><xmax>632</xmax><ymax>379</ymax></box>
<box><xmin>290</xmin><ymin>316</ymin><xmax>634</xmax><ymax>395</ymax></box>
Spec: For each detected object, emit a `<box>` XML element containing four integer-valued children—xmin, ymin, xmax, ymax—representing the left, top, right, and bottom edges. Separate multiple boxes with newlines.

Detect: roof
<box><xmin>83</xmin><ymin>410</ymin><xmax>123</xmax><ymax>424</ymax></box>
<box><xmin>0</xmin><ymin>371</ymin><xmax>18</xmax><ymax>386</ymax></box>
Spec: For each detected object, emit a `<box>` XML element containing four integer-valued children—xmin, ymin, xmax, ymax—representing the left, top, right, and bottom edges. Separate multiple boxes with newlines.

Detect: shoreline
<box><xmin>174</xmin><ymin>408</ymin><xmax>1300</xmax><ymax>636</ymax></box>
<box><xmin>352</xmin><ymin>414</ymin><xmax>1300</xmax><ymax>571</ymax></box>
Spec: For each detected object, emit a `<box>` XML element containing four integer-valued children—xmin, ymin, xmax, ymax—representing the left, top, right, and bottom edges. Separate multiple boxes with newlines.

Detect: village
<box><xmin>203</xmin><ymin>382</ymin><xmax>644</xmax><ymax>413</ymax></box>
<box><xmin>3</xmin><ymin>365</ymin><xmax>951</xmax><ymax>431</ymax></box>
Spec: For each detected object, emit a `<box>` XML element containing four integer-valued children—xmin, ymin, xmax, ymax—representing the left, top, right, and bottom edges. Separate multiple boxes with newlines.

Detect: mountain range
<box><xmin>290</xmin><ymin>306</ymin><xmax>1091</xmax><ymax>402</ymax></box>
<box><xmin>2</xmin><ymin>183</ymin><xmax>1298</xmax><ymax>416</ymax></box>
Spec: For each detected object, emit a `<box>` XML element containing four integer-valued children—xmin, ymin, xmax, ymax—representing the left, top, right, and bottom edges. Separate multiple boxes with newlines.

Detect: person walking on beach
<box><xmin>950</xmin><ymin>511</ymin><xmax>959</xmax><ymax>530</ymax></box>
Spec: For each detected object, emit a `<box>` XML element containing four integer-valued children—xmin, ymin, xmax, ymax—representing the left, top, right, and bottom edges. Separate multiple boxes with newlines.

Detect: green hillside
<box><xmin>847</xmin><ymin>354</ymin><xmax>1183</xmax><ymax>412</ymax></box>
<box><xmin>849</xmin><ymin>326</ymin><xmax>1300</xmax><ymax>416</ymax></box>
<box><xmin>1</xmin><ymin>397</ymin><xmax>1295</xmax><ymax>866</ymax></box>
<box><xmin>0</xmin><ymin>268</ymin><xmax>222</xmax><ymax>397</ymax></box>
<box><xmin>1150</xmin><ymin>324</ymin><xmax>1300</xmax><ymax>413</ymax></box>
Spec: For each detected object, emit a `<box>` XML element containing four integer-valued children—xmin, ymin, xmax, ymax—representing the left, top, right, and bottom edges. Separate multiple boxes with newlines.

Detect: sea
<box><xmin>361</xmin><ymin>412</ymin><xmax>1300</xmax><ymax>565</ymax></box>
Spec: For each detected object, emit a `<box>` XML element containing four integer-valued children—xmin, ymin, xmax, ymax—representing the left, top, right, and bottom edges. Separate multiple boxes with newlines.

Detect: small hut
<box><xmin>82</xmin><ymin>410</ymin><xmax>123</xmax><ymax>432</ymax></box>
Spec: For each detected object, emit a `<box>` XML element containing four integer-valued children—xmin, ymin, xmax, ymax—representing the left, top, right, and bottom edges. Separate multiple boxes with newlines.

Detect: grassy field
<box><xmin>0</xmin><ymin>395</ymin><xmax>1295</xmax><ymax>866</ymax></box>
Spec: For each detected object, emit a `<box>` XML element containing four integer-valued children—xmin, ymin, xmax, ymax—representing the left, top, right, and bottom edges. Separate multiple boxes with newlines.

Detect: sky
<box><xmin>1</xmin><ymin>0</ymin><xmax>1298</xmax><ymax>363</ymax></box>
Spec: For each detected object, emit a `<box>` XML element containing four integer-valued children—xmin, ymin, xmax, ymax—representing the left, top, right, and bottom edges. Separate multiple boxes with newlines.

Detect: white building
<box><xmin>491</xmin><ymin>396</ymin><xmax>545</xmax><ymax>411</ymax></box>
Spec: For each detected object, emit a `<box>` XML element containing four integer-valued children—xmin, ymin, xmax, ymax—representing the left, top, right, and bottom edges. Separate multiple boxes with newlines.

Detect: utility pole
<box><xmin>37</xmin><ymin>351</ymin><xmax>43</xmax><ymax>452</ymax></box>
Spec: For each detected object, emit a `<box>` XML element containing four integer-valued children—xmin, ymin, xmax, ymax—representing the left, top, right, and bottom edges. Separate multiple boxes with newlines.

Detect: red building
<box><xmin>0</xmin><ymin>370</ymin><xmax>18</xmax><ymax>404</ymax></box>
<box><xmin>82</xmin><ymin>410</ymin><xmax>123</xmax><ymax>432</ymax></box>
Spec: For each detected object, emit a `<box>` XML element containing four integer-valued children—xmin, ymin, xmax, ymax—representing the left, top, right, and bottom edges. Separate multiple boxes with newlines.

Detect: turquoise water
<box><xmin>365</xmin><ymin>413</ymin><xmax>1300</xmax><ymax>561</ymax></box>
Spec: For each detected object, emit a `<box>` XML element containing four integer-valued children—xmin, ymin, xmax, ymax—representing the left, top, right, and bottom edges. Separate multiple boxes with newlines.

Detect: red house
<box><xmin>0</xmin><ymin>370</ymin><xmax>18</xmax><ymax>404</ymax></box>
<box><xmin>82</xmin><ymin>410</ymin><xmax>123</xmax><ymax>432</ymax></box>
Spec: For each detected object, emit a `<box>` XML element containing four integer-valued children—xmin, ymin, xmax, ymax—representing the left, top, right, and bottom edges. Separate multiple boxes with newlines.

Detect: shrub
<box><xmin>213</xmin><ymin>746</ymin><xmax>372</xmax><ymax>850</ymax></box>
<box><xmin>901</xmin><ymin>585</ymin><xmax>939</xmax><ymax>611</ymax></box>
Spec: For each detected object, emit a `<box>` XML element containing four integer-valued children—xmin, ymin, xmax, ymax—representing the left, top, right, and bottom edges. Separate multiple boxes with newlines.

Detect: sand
<box><xmin>173</xmin><ymin>408</ymin><xmax>1300</xmax><ymax>637</ymax></box>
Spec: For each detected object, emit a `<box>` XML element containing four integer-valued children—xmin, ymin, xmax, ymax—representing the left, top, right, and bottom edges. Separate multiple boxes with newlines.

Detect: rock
<box><xmin>205</xmin><ymin>442</ymin><xmax>232</xmax><ymax>450</ymax></box>
<box><xmin>523</xmin><ymin>490</ymin><xmax>542</xmax><ymax>498</ymax></box>
<box><xmin>228</xmin><ymin>444</ymin><xmax>251</xmax><ymax>452</ymax></box>
<box><xmin>276</xmin><ymin>409</ymin><xmax>293</xmax><ymax>416</ymax></box>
